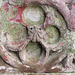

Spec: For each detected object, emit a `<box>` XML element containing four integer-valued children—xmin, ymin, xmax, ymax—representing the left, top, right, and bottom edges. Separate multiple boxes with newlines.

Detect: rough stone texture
<box><xmin>70</xmin><ymin>4</ymin><xmax>75</xmax><ymax>30</ymax></box>
<box><xmin>8</xmin><ymin>0</ymin><xmax>25</xmax><ymax>6</ymax></box>
<box><xmin>0</xmin><ymin>0</ymin><xmax>2</xmax><ymax>7</ymax></box>
<box><xmin>0</xmin><ymin>0</ymin><xmax>75</xmax><ymax>73</ymax></box>
<box><xmin>23</xmin><ymin>5</ymin><xmax>45</xmax><ymax>26</ymax></box>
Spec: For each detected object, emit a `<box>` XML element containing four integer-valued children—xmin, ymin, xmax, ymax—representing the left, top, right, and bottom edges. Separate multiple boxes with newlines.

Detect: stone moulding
<box><xmin>0</xmin><ymin>0</ymin><xmax>75</xmax><ymax>73</ymax></box>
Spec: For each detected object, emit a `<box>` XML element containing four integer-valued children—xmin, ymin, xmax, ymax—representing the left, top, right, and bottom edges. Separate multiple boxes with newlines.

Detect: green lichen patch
<box><xmin>41</xmin><ymin>5</ymin><xmax>67</xmax><ymax>36</ymax></box>
<box><xmin>0</xmin><ymin>7</ymin><xmax>27</xmax><ymax>43</ymax></box>
<box><xmin>69</xmin><ymin>31</ymin><xmax>75</xmax><ymax>53</ymax></box>
<box><xmin>22</xmin><ymin>5</ymin><xmax>45</xmax><ymax>26</ymax></box>
<box><xmin>54</xmin><ymin>9</ymin><xmax>67</xmax><ymax>37</ymax></box>
<box><xmin>8</xmin><ymin>23</ymin><xmax>28</xmax><ymax>42</ymax></box>
<box><xmin>41</xmin><ymin>5</ymin><xmax>74</xmax><ymax>54</ymax></box>
<box><xmin>45</xmin><ymin>25</ymin><xmax>60</xmax><ymax>44</ymax></box>
<box><xmin>9</xmin><ymin>0</ymin><xmax>25</xmax><ymax>6</ymax></box>
<box><xmin>0</xmin><ymin>0</ymin><xmax>2</xmax><ymax>7</ymax></box>
<box><xmin>26</xmin><ymin>42</ymin><xmax>42</xmax><ymax>63</ymax></box>
<box><xmin>8</xmin><ymin>5</ymin><xmax>17</xmax><ymax>19</ymax></box>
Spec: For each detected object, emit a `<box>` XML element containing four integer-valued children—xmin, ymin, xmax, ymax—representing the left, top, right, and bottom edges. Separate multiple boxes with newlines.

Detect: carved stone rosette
<box><xmin>0</xmin><ymin>0</ymin><xmax>75</xmax><ymax>73</ymax></box>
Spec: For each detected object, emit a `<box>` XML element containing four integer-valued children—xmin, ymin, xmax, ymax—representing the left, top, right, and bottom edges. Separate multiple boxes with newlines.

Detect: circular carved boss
<box><xmin>0</xmin><ymin>2</ymin><xmax>73</xmax><ymax>73</ymax></box>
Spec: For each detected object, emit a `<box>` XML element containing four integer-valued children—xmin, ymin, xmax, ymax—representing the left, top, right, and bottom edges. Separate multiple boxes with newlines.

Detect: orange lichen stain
<box><xmin>3</xmin><ymin>3</ymin><xmax>9</xmax><ymax>12</ymax></box>
<box><xmin>50</xmin><ymin>33</ymin><xmax>53</xmax><ymax>36</ymax></box>
<box><xmin>10</xmin><ymin>6</ymin><xmax>28</xmax><ymax>28</ymax></box>
<box><xmin>46</xmin><ymin>33</ymin><xmax>50</xmax><ymax>38</ymax></box>
<box><xmin>3</xmin><ymin>3</ymin><xmax>29</xmax><ymax>28</ymax></box>
<box><xmin>11</xmin><ymin>42</ymin><xmax>19</xmax><ymax>45</ymax></box>
<box><xmin>60</xmin><ymin>43</ymin><xmax>64</xmax><ymax>46</ymax></box>
<box><xmin>18</xmin><ymin>32</ymin><xmax>20</xmax><ymax>36</ymax></box>
<box><xmin>3</xmin><ymin>56</ymin><xmax>8</xmax><ymax>61</ymax></box>
<box><xmin>32</xmin><ymin>61</ymin><xmax>36</xmax><ymax>63</ymax></box>
<box><xmin>11</xmin><ymin>41</ymin><xmax>24</xmax><ymax>45</ymax></box>
<box><xmin>45</xmin><ymin>34</ymin><xmax>48</xmax><ymax>38</ymax></box>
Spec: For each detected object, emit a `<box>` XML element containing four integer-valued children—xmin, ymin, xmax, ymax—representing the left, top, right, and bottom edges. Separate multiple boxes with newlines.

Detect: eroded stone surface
<box><xmin>23</xmin><ymin>5</ymin><xmax>45</xmax><ymax>26</ymax></box>
<box><xmin>0</xmin><ymin>0</ymin><xmax>75</xmax><ymax>73</ymax></box>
